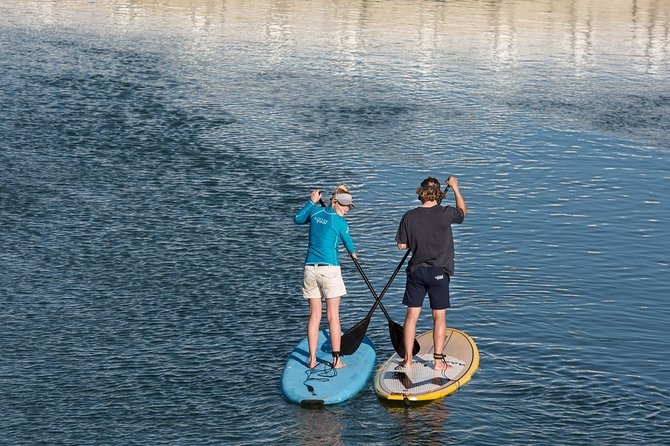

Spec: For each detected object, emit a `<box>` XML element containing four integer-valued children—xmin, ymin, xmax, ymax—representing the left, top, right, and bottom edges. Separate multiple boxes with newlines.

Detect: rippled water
<box><xmin>1</xmin><ymin>1</ymin><xmax>669</xmax><ymax>444</ymax></box>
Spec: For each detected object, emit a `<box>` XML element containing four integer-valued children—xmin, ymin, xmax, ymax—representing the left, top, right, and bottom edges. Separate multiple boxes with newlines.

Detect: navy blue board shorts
<box><xmin>402</xmin><ymin>266</ymin><xmax>451</xmax><ymax>310</ymax></box>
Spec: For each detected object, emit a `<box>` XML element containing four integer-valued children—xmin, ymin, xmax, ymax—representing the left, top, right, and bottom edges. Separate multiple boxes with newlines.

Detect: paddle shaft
<box><xmin>352</xmin><ymin>250</ymin><xmax>410</xmax><ymax>323</ymax></box>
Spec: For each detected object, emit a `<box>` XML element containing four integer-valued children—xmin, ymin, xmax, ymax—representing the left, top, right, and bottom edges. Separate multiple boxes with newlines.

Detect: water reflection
<box><xmin>296</xmin><ymin>407</ymin><xmax>345</xmax><ymax>446</ymax></box>
<box><xmin>18</xmin><ymin>0</ymin><xmax>670</xmax><ymax>77</ymax></box>
<box><xmin>386</xmin><ymin>401</ymin><xmax>452</xmax><ymax>445</ymax></box>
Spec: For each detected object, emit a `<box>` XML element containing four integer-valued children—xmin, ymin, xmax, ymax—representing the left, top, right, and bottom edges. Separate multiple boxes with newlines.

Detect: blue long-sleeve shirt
<box><xmin>294</xmin><ymin>201</ymin><xmax>355</xmax><ymax>266</ymax></box>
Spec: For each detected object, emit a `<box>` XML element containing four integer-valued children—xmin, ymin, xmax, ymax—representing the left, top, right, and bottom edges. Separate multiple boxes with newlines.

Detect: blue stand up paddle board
<box><xmin>281</xmin><ymin>329</ymin><xmax>376</xmax><ymax>406</ymax></box>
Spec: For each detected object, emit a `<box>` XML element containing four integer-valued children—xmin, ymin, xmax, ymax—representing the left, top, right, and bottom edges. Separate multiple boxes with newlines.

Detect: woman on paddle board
<box><xmin>395</xmin><ymin>176</ymin><xmax>467</xmax><ymax>371</ymax></box>
<box><xmin>294</xmin><ymin>184</ymin><xmax>357</xmax><ymax>369</ymax></box>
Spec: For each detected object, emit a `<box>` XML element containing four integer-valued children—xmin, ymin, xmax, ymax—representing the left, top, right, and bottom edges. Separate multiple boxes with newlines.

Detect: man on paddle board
<box><xmin>396</xmin><ymin>176</ymin><xmax>467</xmax><ymax>371</ymax></box>
<box><xmin>294</xmin><ymin>184</ymin><xmax>358</xmax><ymax>369</ymax></box>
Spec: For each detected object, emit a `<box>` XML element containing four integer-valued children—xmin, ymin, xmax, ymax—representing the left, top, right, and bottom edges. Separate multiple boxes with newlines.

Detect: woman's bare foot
<box><xmin>308</xmin><ymin>357</ymin><xmax>317</xmax><ymax>369</ymax></box>
<box><xmin>332</xmin><ymin>356</ymin><xmax>346</xmax><ymax>369</ymax></box>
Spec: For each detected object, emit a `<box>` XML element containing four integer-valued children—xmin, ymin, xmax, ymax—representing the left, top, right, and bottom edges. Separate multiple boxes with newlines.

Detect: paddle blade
<box><xmin>340</xmin><ymin>318</ymin><xmax>370</xmax><ymax>356</ymax></box>
<box><xmin>412</xmin><ymin>338</ymin><xmax>420</xmax><ymax>355</ymax></box>
<box><xmin>389</xmin><ymin>321</ymin><xmax>421</xmax><ymax>357</ymax></box>
<box><xmin>389</xmin><ymin>321</ymin><xmax>406</xmax><ymax>357</ymax></box>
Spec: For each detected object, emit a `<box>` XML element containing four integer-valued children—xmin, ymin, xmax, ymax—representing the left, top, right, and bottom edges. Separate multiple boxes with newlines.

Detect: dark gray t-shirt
<box><xmin>395</xmin><ymin>205</ymin><xmax>465</xmax><ymax>276</ymax></box>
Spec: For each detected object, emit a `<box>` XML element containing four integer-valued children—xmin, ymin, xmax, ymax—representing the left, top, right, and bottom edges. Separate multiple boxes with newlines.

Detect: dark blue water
<box><xmin>1</xmin><ymin>1</ymin><xmax>669</xmax><ymax>444</ymax></box>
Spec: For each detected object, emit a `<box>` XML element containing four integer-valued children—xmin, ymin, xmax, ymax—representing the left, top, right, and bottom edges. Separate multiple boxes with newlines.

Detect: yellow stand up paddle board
<box><xmin>374</xmin><ymin>327</ymin><xmax>479</xmax><ymax>403</ymax></box>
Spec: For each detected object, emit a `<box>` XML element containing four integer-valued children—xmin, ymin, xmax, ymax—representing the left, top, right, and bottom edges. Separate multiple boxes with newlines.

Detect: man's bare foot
<box><xmin>433</xmin><ymin>361</ymin><xmax>453</xmax><ymax>372</ymax></box>
<box><xmin>401</xmin><ymin>360</ymin><xmax>412</xmax><ymax>369</ymax></box>
<box><xmin>433</xmin><ymin>353</ymin><xmax>453</xmax><ymax>371</ymax></box>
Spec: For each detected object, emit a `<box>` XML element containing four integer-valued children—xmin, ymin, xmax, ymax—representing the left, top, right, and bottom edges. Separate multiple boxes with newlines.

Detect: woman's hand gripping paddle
<box><xmin>340</xmin><ymin>251</ymin><xmax>420</xmax><ymax>357</ymax></box>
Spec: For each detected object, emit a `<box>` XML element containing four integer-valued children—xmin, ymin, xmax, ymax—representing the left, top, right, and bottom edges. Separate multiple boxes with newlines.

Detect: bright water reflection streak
<box><xmin>1</xmin><ymin>1</ymin><xmax>669</xmax><ymax>445</ymax></box>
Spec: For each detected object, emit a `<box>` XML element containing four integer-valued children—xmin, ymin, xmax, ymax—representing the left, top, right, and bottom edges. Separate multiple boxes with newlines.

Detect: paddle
<box><xmin>351</xmin><ymin>253</ymin><xmax>420</xmax><ymax>357</ymax></box>
<box><xmin>341</xmin><ymin>250</ymin><xmax>420</xmax><ymax>357</ymax></box>
<box><xmin>443</xmin><ymin>177</ymin><xmax>451</xmax><ymax>196</ymax></box>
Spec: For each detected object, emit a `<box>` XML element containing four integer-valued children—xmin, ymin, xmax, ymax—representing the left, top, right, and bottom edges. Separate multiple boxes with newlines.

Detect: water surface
<box><xmin>1</xmin><ymin>1</ymin><xmax>669</xmax><ymax>444</ymax></box>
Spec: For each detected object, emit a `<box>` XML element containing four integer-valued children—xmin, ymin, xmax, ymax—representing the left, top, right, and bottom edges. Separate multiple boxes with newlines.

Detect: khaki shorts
<box><xmin>302</xmin><ymin>265</ymin><xmax>347</xmax><ymax>299</ymax></box>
